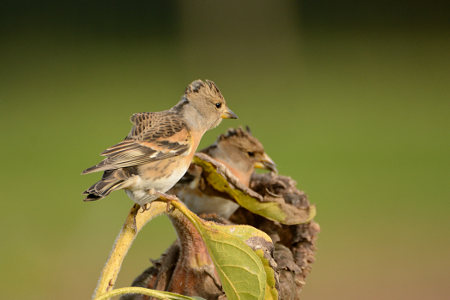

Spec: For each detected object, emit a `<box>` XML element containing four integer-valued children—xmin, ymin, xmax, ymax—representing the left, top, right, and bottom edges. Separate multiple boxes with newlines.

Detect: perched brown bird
<box><xmin>174</xmin><ymin>127</ymin><xmax>277</xmax><ymax>218</ymax></box>
<box><xmin>82</xmin><ymin>80</ymin><xmax>237</xmax><ymax>206</ymax></box>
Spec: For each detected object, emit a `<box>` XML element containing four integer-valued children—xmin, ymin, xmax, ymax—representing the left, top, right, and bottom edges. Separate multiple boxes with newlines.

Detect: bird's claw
<box><xmin>165</xmin><ymin>202</ymin><xmax>175</xmax><ymax>214</ymax></box>
<box><xmin>140</xmin><ymin>203</ymin><xmax>151</xmax><ymax>213</ymax></box>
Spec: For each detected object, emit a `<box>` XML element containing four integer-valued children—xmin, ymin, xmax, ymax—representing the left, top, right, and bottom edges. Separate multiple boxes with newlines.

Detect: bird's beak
<box><xmin>254</xmin><ymin>152</ymin><xmax>278</xmax><ymax>173</ymax></box>
<box><xmin>221</xmin><ymin>107</ymin><xmax>238</xmax><ymax>119</ymax></box>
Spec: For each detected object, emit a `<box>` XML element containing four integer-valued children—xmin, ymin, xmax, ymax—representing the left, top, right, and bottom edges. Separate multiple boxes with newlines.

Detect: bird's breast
<box><xmin>125</xmin><ymin>156</ymin><xmax>192</xmax><ymax>206</ymax></box>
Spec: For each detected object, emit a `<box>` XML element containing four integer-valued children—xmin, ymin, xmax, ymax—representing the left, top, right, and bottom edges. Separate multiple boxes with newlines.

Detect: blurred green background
<box><xmin>1</xmin><ymin>1</ymin><xmax>449</xmax><ymax>299</ymax></box>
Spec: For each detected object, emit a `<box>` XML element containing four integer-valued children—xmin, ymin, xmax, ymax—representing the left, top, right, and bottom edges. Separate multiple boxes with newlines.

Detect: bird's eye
<box><xmin>247</xmin><ymin>152</ymin><xmax>255</xmax><ymax>157</ymax></box>
<box><xmin>215</xmin><ymin>102</ymin><xmax>222</xmax><ymax>108</ymax></box>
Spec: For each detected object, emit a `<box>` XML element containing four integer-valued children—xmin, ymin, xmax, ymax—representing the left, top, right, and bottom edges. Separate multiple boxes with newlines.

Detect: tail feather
<box><xmin>83</xmin><ymin>170</ymin><xmax>127</xmax><ymax>201</ymax></box>
<box><xmin>82</xmin><ymin>160</ymin><xmax>112</xmax><ymax>174</ymax></box>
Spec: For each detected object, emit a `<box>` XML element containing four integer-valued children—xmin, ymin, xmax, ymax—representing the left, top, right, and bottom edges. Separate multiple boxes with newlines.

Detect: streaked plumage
<box><xmin>82</xmin><ymin>79</ymin><xmax>237</xmax><ymax>206</ymax></box>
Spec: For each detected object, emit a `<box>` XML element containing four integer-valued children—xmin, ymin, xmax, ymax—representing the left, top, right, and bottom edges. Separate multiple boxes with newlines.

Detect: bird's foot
<box><xmin>140</xmin><ymin>203</ymin><xmax>151</xmax><ymax>213</ymax></box>
<box><xmin>146</xmin><ymin>190</ymin><xmax>179</xmax><ymax>212</ymax></box>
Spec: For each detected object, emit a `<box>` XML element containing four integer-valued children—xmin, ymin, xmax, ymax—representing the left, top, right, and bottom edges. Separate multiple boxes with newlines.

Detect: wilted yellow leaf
<box><xmin>193</xmin><ymin>155</ymin><xmax>315</xmax><ymax>225</ymax></box>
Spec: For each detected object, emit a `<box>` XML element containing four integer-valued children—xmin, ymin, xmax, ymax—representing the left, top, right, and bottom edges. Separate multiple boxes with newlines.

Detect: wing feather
<box><xmin>82</xmin><ymin>112</ymin><xmax>191</xmax><ymax>174</ymax></box>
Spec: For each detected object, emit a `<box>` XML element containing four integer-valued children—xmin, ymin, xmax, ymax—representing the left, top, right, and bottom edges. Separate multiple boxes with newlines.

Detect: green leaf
<box><xmin>193</xmin><ymin>155</ymin><xmax>315</xmax><ymax>225</ymax></box>
<box><xmin>172</xmin><ymin>201</ymin><xmax>267</xmax><ymax>300</ymax></box>
<box><xmin>212</xmin><ymin>224</ymin><xmax>279</xmax><ymax>299</ymax></box>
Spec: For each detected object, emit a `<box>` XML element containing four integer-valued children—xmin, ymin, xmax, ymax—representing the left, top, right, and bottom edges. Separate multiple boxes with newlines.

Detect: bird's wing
<box><xmin>82</xmin><ymin>112</ymin><xmax>191</xmax><ymax>174</ymax></box>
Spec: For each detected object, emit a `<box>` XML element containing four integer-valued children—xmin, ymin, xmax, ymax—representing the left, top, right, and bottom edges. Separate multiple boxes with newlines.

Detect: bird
<box><xmin>173</xmin><ymin>127</ymin><xmax>277</xmax><ymax>218</ymax></box>
<box><xmin>82</xmin><ymin>79</ymin><xmax>238</xmax><ymax>207</ymax></box>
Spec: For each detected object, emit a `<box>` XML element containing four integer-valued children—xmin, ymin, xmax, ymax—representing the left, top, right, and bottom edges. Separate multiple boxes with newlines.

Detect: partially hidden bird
<box><xmin>82</xmin><ymin>79</ymin><xmax>237</xmax><ymax>207</ymax></box>
<box><xmin>173</xmin><ymin>127</ymin><xmax>277</xmax><ymax>218</ymax></box>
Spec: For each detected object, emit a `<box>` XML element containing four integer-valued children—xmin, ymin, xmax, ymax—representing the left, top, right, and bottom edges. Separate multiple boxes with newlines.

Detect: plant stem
<box><xmin>92</xmin><ymin>202</ymin><xmax>167</xmax><ymax>299</ymax></box>
<box><xmin>94</xmin><ymin>286</ymin><xmax>201</xmax><ymax>300</ymax></box>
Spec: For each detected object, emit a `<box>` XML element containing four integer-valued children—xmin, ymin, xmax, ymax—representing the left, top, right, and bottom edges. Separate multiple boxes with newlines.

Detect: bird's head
<box><xmin>181</xmin><ymin>79</ymin><xmax>237</xmax><ymax>131</ymax></box>
<box><xmin>214</xmin><ymin>126</ymin><xmax>277</xmax><ymax>174</ymax></box>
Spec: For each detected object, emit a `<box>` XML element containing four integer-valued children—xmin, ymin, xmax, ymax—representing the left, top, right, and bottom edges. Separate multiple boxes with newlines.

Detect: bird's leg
<box><xmin>147</xmin><ymin>188</ymin><xmax>157</xmax><ymax>196</ymax></box>
<box><xmin>139</xmin><ymin>188</ymin><xmax>159</xmax><ymax>212</ymax></box>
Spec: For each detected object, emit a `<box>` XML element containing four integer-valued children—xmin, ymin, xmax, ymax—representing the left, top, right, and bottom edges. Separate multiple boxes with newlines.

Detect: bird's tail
<box><xmin>83</xmin><ymin>170</ymin><xmax>127</xmax><ymax>201</ymax></box>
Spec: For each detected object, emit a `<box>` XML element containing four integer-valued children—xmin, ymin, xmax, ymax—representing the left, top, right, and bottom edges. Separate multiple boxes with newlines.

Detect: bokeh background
<box><xmin>1</xmin><ymin>1</ymin><xmax>449</xmax><ymax>299</ymax></box>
